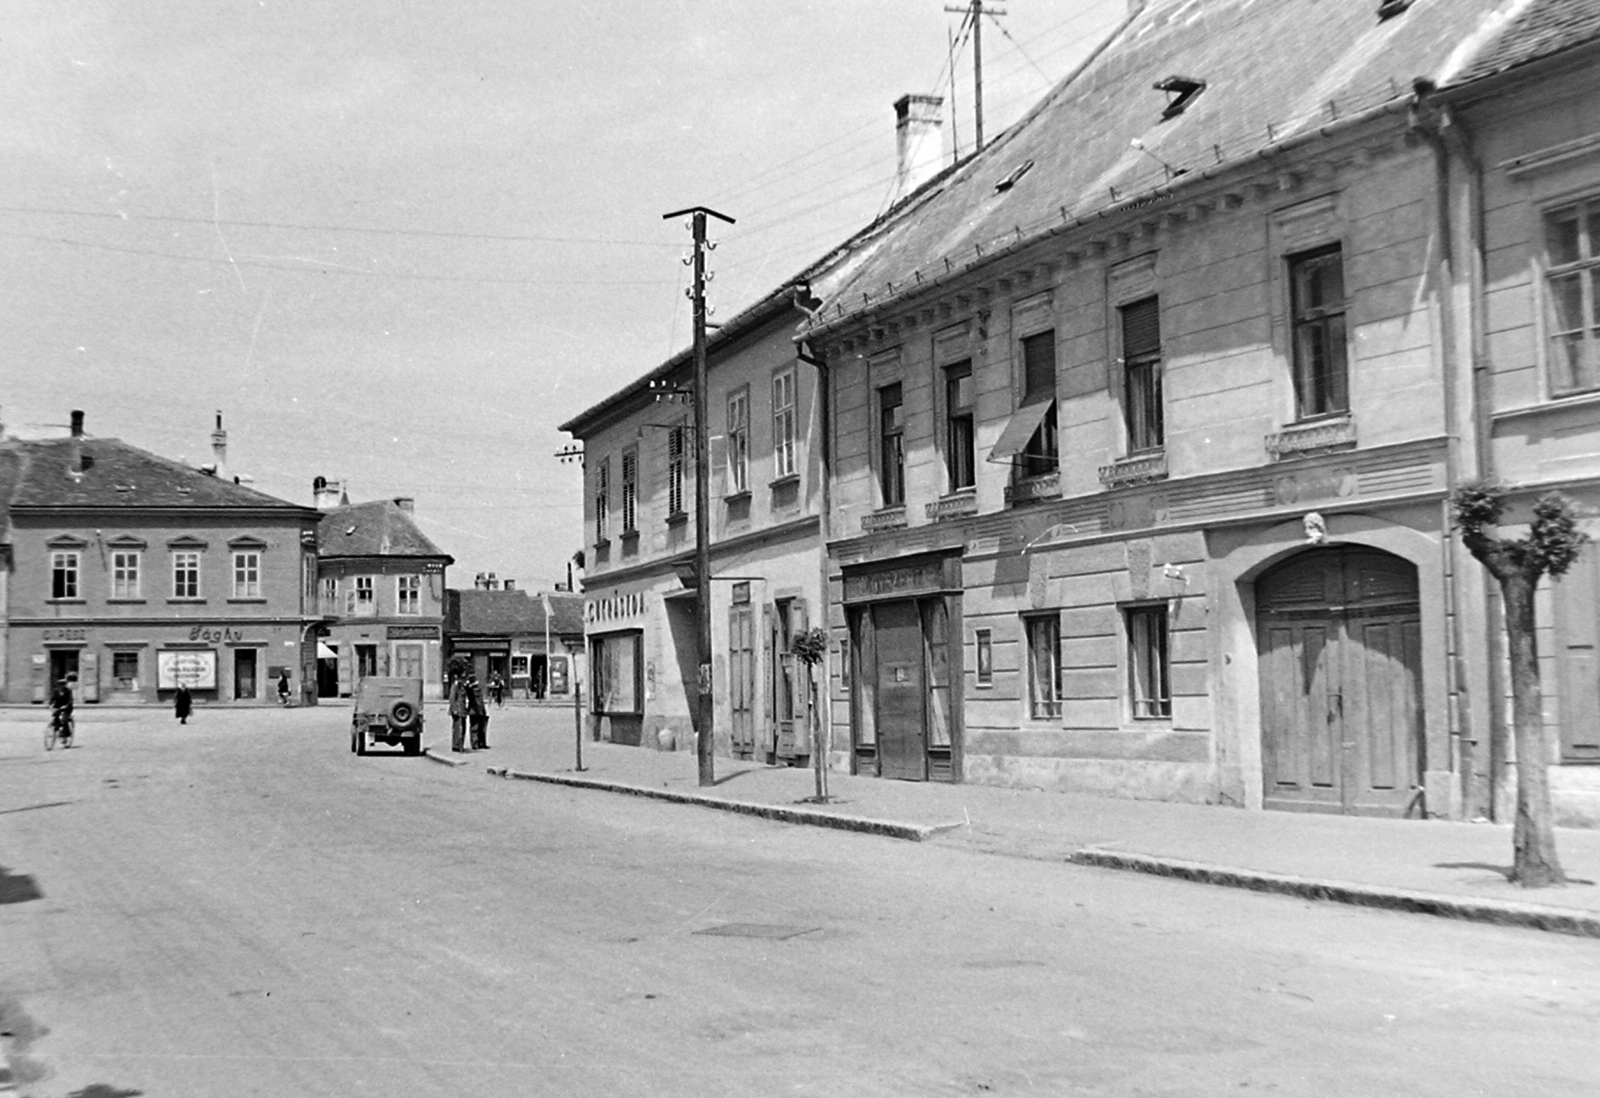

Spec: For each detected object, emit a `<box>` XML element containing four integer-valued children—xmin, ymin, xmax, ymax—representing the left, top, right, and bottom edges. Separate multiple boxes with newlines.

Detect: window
<box><xmin>1121</xmin><ymin>297</ymin><xmax>1164</xmax><ymax>452</ymax></box>
<box><xmin>773</xmin><ymin>367</ymin><xmax>797</xmax><ymax>479</ymax></box>
<box><xmin>393</xmin><ymin>642</ymin><xmax>423</xmax><ymax>680</ymax></box>
<box><xmin>1545</xmin><ymin>197</ymin><xmax>1600</xmax><ymax>395</ymax></box>
<box><xmin>1021</xmin><ymin>332</ymin><xmax>1059</xmax><ymax>476</ymax></box>
<box><xmin>879</xmin><ymin>382</ymin><xmax>905</xmax><ymax>506</ymax></box>
<box><xmin>111</xmin><ymin>551</ymin><xmax>141</xmax><ymax>599</ymax></box>
<box><xmin>1025</xmin><ymin>614</ymin><xmax>1062</xmax><ymax>719</ymax></box>
<box><xmin>1128</xmin><ymin>604</ymin><xmax>1171</xmax><ymax>719</ymax></box>
<box><xmin>320</xmin><ymin>576</ymin><xmax>337</xmax><ymax>613</ymax></box>
<box><xmin>1289</xmin><ymin>245</ymin><xmax>1349</xmax><ymax>417</ymax></box>
<box><xmin>112</xmin><ymin>651</ymin><xmax>139</xmax><ymax>690</ymax></box>
<box><xmin>397</xmin><ymin>574</ymin><xmax>421</xmax><ymax>615</ymax></box>
<box><xmin>727</xmin><ymin>388</ymin><xmax>750</xmax><ymax>494</ymax></box>
<box><xmin>621</xmin><ymin>448</ymin><xmax>638</xmax><ymax>533</ymax></box>
<box><xmin>232</xmin><ymin>551</ymin><xmax>261</xmax><ymax>598</ymax></box>
<box><xmin>975</xmin><ymin>628</ymin><xmax>993</xmax><ymax>687</ymax></box>
<box><xmin>354</xmin><ymin>575</ymin><xmax>375</xmax><ymax>615</ymax></box>
<box><xmin>945</xmin><ymin>361</ymin><xmax>975</xmax><ymax>490</ymax></box>
<box><xmin>173</xmin><ymin>552</ymin><xmax>201</xmax><ymax>599</ymax></box>
<box><xmin>667</xmin><ymin>423</ymin><xmax>686</xmax><ymax>517</ymax></box>
<box><xmin>595</xmin><ymin>457</ymin><xmax>610</xmax><ymax>543</ymax></box>
<box><xmin>51</xmin><ymin>551</ymin><xmax>80</xmax><ymax>599</ymax></box>
<box><xmin>591</xmin><ymin>631</ymin><xmax>643</xmax><ymax>715</ymax></box>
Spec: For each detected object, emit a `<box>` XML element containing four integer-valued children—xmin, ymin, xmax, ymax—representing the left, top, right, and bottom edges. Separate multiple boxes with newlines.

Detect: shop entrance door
<box><xmin>234</xmin><ymin>649</ymin><xmax>258</xmax><ymax>701</ymax></box>
<box><xmin>729</xmin><ymin>603</ymin><xmax>756</xmax><ymax>758</ymax></box>
<box><xmin>49</xmin><ymin>649</ymin><xmax>80</xmax><ymax>690</ymax></box>
<box><xmin>874</xmin><ymin>601</ymin><xmax>927</xmax><ymax>780</ymax></box>
<box><xmin>1257</xmin><ymin>547</ymin><xmax>1424</xmax><ymax>816</ymax></box>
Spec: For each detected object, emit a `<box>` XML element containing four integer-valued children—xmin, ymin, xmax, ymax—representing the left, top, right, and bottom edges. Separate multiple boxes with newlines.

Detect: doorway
<box><xmin>729</xmin><ymin>603</ymin><xmax>756</xmax><ymax>758</ymax></box>
<box><xmin>234</xmin><ymin>648</ymin><xmax>258</xmax><ymax>701</ymax></box>
<box><xmin>850</xmin><ymin>595</ymin><xmax>959</xmax><ymax>782</ymax></box>
<box><xmin>1257</xmin><ymin>546</ymin><xmax>1423</xmax><ymax>816</ymax></box>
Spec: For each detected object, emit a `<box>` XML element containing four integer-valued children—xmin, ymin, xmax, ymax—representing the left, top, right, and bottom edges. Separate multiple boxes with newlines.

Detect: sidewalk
<box><xmin>424</xmin><ymin>717</ymin><xmax>1600</xmax><ymax>938</ymax></box>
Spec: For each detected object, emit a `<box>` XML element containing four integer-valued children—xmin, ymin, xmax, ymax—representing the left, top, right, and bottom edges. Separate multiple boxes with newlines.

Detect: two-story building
<box><xmin>0</xmin><ymin>412</ymin><xmax>325</xmax><ymax>705</ymax></box>
<box><xmin>443</xmin><ymin>577</ymin><xmax>584</xmax><ymax>698</ymax></box>
<box><xmin>798</xmin><ymin>0</ymin><xmax>1600</xmax><ymax>823</ymax></box>
<box><xmin>312</xmin><ymin>477</ymin><xmax>454</xmax><ymax>699</ymax></box>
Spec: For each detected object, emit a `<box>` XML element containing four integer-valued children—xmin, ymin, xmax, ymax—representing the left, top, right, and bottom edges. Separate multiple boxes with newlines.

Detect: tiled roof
<box><xmin>450</xmin><ymin>588</ymin><xmax>583</xmax><ymax>636</ymax></box>
<box><xmin>1445</xmin><ymin>0</ymin><xmax>1600</xmax><ymax>86</ymax></box>
<box><xmin>316</xmin><ymin>499</ymin><xmax>451</xmax><ymax>559</ymax></box>
<box><xmin>806</xmin><ymin>0</ymin><xmax>1512</xmax><ymax>329</ymax></box>
<box><xmin>1</xmin><ymin>436</ymin><xmax>316</xmax><ymax>512</ymax></box>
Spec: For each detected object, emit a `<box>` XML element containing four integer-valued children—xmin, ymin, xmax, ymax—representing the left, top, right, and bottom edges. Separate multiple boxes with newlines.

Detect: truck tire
<box><xmin>388</xmin><ymin>700</ymin><xmax>417</xmax><ymax>728</ymax></box>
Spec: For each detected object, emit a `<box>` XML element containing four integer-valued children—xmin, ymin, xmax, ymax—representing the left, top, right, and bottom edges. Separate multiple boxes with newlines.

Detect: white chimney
<box><xmin>210</xmin><ymin>411</ymin><xmax>229</xmax><ymax>483</ymax></box>
<box><xmin>393</xmin><ymin>496</ymin><xmax>415</xmax><ymax>513</ymax></box>
<box><xmin>891</xmin><ymin>94</ymin><xmax>945</xmax><ymax>206</ymax></box>
<box><xmin>313</xmin><ymin>475</ymin><xmax>345</xmax><ymax>511</ymax></box>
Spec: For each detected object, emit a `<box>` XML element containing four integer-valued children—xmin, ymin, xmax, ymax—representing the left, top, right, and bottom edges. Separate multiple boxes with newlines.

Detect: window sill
<box><xmin>1494</xmin><ymin>388</ymin><xmax>1600</xmax><ymax>425</ymax></box>
<box><xmin>619</xmin><ymin>529</ymin><xmax>640</xmax><ymax>541</ymax></box>
<box><xmin>47</xmin><ymin>598</ymin><xmax>86</xmax><ymax>605</ymax></box>
<box><xmin>723</xmin><ymin>489</ymin><xmax>752</xmax><ymax>503</ymax></box>
<box><xmin>227</xmin><ymin>597</ymin><xmax>268</xmax><ymax>604</ymax></box>
<box><xmin>926</xmin><ymin>491</ymin><xmax>978</xmax><ymax>521</ymax></box>
<box><xmin>1265</xmin><ymin>415</ymin><xmax>1355</xmax><ymax>461</ymax></box>
<box><xmin>666</xmin><ymin>511</ymin><xmax>689</xmax><ymax>526</ymax></box>
<box><xmin>167</xmin><ymin>598</ymin><xmax>207</xmax><ymax>604</ymax></box>
<box><xmin>860</xmin><ymin>505</ymin><xmax>908</xmax><ymax>533</ymax></box>
<box><xmin>593</xmin><ymin>537</ymin><xmax>611</xmax><ymax>550</ymax></box>
<box><xmin>106</xmin><ymin>598</ymin><xmax>147</xmax><ymax>605</ymax></box>
<box><xmin>1005</xmin><ymin>471</ymin><xmax>1060</xmax><ymax>504</ymax></box>
<box><xmin>768</xmin><ymin>473</ymin><xmax>800</xmax><ymax>489</ymax></box>
<box><xmin>1098</xmin><ymin>451</ymin><xmax>1168</xmax><ymax>488</ymax></box>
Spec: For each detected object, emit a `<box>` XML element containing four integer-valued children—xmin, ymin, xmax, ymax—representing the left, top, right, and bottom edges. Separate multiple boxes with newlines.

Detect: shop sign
<box><xmin>158</xmin><ymin>649</ymin><xmax>217</xmax><ymax>689</ymax></box>
<box><xmin>42</xmin><ymin>626</ymin><xmax>88</xmax><ymax>642</ymax></box>
<box><xmin>843</xmin><ymin>558</ymin><xmax>955</xmax><ymax>603</ymax></box>
<box><xmin>586</xmin><ymin>591</ymin><xmax>646</xmax><ymax>625</ymax></box>
<box><xmin>187</xmin><ymin>625</ymin><xmax>244</xmax><ymax>644</ymax></box>
<box><xmin>387</xmin><ymin>625</ymin><xmax>440</xmax><ymax>640</ymax></box>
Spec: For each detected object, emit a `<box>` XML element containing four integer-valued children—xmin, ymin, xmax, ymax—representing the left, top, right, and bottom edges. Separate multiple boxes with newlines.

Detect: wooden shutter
<box><xmin>1121</xmin><ymin>297</ymin><xmax>1161</xmax><ymax>358</ymax></box>
<box><xmin>1555</xmin><ymin>550</ymin><xmax>1600</xmax><ymax>761</ymax></box>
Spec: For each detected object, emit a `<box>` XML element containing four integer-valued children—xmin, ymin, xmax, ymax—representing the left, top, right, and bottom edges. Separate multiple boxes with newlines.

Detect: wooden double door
<box><xmin>1257</xmin><ymin>547</ymin><xmax>1424</xmax><ymax>817</ymax></box>
<box><xmin>853</xmin><ymin>597</ymin><xmax>958</xmax><ymax>782</ymax></box>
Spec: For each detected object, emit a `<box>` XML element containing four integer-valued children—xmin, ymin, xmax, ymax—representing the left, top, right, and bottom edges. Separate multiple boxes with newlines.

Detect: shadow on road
<box><xmin>67</xmin><ymin>1086</ymin><xmax>144</xmax><ymax>1098</ymax></box>
<box><xmin>0</xmin><ymin>866</ymin><xmax>42</xmax><ymax>904</ymax></box>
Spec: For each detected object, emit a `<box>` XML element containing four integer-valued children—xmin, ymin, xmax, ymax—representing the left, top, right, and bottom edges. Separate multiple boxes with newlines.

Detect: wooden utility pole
<box><xmin>663</xmin><ymin>204</ymin><xmax>735</xmax><ymax>787</ymax></box>
<box><xmin>945</xmin><ymin>0</ymin><xmax>1007</xmax><ymax>152</ymax></box>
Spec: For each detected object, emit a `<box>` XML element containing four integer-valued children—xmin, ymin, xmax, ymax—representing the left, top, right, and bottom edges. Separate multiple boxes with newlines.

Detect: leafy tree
<box><xmin>791</xmin><ymin>627</ymin><xmax>831</xmax><ymax>802</ymax></box>
<box><xmin>1452</xmin><ymin>483</ymin><xmax>1589</xmax><ymax>887</ymax></box>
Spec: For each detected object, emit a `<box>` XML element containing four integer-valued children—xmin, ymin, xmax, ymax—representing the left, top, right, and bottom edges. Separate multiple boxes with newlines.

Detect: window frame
<box><xmin>772</xmin><ymin>366</ymin><xmax>797</xmax><ymax>480</ymax></box>
<box><xmin>51</xmin><ymin>550</ymin><xmax>81</xmax><ymax>600</ymax></box>
<box><xmin>620</xmin><ymin>446</ymin><xmax>638</xmax><ymax>534</ymax></box>
<box><xmin>1019</xmin><ymin>330</ymin><xmax>1059</xmax><ymax>478</ymax></box>
<box><xmin>594</xmin><ymin>456</ymin><xmax>610</xmax><ymax>545</ymax></box>
<box><xmin>1543</xmin><ymin>195</ymin><xmax>1600</xmax><ymax>397</ymax></box>
<box><xmin>878</xmin><ymin>381</ymin><xmax>905</xmax><ymax>507</ymax></box>
<box><xmin>397</xmin><ymin>574</ymin><xmax>421</xmax><ymax>616</ymax></box>
<box><xmin>974</xmin><ymin>628</ymin><xmax>993</xmax><ymax>688</ymax></box>
<box><xmin>1126</xmin><ymin>603</ymin><xmax>1172</xmax><ymax>720</ymax></box>
<box><xmin>1024</xmin><ymin>613</ymin><xmax>1062</xmax><ymax>720</ymax></box>
<box><xmin>944</xmin><ymin>359</ymin><xmax>976</xmax><ymax>491</ymax></box>
<box><xmin>726</xmin><ymin>387</ymin><xmax>750</xmax><ymax>496</ymax></box>
<box><xmin>111</xmin><ymin>549</ymin><xmax>142</xmax><ymax>600</ymax></box>
<box><xmin>667</xmin><ymin>421</ymin><xmax>687</xmax><ymax>517</ymax></box>
<box><xmin>173</xmin><ymin>550</ymin><xmax>202</xmax><ymax>600</ymax></box>
<box><xmin>1288</xmin><ymin>244</ymin><xmax>1350</xmax><ymax>419</ymax></box>
<box><xmin>232</xmin><ymin>550</ymin><xmax>262</xmax><ymax>599</ymax></box>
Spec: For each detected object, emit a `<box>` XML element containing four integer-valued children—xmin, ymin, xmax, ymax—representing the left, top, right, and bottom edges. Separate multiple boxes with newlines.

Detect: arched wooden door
<box><xmin>1257</xmin><ymin>547</ymin><xmax>1424</xmax><ymax>817</ymax></box>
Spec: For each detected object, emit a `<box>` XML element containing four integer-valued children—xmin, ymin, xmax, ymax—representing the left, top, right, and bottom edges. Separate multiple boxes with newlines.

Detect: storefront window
<box><xmin>591</xmin><ymin>631</ymin><xmax>642</xmax><ymax>714</ymax></box>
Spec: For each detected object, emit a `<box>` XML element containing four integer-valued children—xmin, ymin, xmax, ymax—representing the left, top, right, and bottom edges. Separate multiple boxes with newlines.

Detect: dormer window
<box><xmin>995</xmin><ymin>160</ymin><xmax>1034</xmax><ymax>193</ymax></box>
<box><xmin>1377</xmin><ymin>0</ymin><xmax>1412</xmax><ymax>19</ymax></box>
<box><xmin>1154</xmin><ymin>75</ymin><xmax>1206</xmax><ymax>119</ymax></box>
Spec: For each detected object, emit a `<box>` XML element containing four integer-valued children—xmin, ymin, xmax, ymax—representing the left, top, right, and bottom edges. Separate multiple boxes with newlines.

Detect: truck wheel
<box><xmin>388</xmin><ymin>700</ymin><xmax>417</xmax><ymax>728</ymax></box>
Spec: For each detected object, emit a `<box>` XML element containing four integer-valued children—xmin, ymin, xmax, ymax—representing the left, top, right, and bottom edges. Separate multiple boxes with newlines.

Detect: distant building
<box><xmin>443</xmin><ymin>576</ymin><xmax>584</xmax><ymax>698</ymax></box>
<box><xmin>312</xmin><ymin>477</ymin><xmax>454</xmax><ymax>699</ymax></box>
<box><xmin>0</xmin><ymin>411</ymin><xmax>323</xmax><ymax>705</ymax></box>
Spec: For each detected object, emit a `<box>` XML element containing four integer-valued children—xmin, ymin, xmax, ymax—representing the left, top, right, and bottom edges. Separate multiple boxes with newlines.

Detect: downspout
<box><xmin>798</xmin><ymin>314</ymin><xmax>833</xmax><ymax>777</ymax></box>
<box><xmin>1411</xmin><ymin>84</ymin><xmax>1491</xmax><ymax>820</ymax></box>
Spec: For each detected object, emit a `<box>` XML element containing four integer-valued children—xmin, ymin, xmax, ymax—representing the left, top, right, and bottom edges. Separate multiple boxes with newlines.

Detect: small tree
<box><xmin>1452</xmin><ymin>483</ymin><xmax>1589</xmax><ymax>888</ymax></box>
<box><xmin>791</xmin><ymin>627</ymin><xmax>831</xmax><ymax>802</ymax></box>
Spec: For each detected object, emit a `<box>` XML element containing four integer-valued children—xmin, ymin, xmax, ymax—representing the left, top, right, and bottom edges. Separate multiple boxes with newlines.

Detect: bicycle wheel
<box><xmin>45</xmin><ymin>717</ymin><xmax>58</xmax><ymax>751</ymax></box>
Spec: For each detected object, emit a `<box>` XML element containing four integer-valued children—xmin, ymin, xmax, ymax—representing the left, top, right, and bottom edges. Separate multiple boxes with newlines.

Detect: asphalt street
<box><xmin>2</xmin><ymin>705</ymin><xmax>1598</xmax><ymax>1097</ymax></box>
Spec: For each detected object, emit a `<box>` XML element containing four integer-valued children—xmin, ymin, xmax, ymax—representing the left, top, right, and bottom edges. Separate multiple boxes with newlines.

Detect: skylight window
<box><xmin>1154</xmin><ymin>76</ymin><xmax>1207</xmax><ymax>119</ymax></box>
<box><xmin>995</xmin><ymin>159</ymin><xmax>1034</xmax><ymax>193</ymax></box>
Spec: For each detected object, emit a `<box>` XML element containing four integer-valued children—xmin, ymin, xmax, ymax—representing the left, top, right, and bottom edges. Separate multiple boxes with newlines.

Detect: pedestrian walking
<box><xmin>467</xmin><ymin>672</ymin><xmax>489</xmax><ymax>750</ymax></box>
<box><xmin>448</xmin><ymin>668</ymin><xmax>469</xmax><ymax>752</ymax></box>
<box><xmin>174</xmin><ymin>683</ymin><xmax>193</xmax><ymax>725</ymax></box>
<box><xmin>489</xmin><ymin>671</ymin><xmax>505</xmax><ymax>708</ymax></box>
<box><xmin>277</xmin><ymin>670</ymin><xmax>292</xmax><ymax>707</ymax></box>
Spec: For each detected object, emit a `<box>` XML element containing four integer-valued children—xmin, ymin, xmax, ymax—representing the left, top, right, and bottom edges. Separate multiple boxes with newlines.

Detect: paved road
<box><xmin>3</xmin><ymin>706</ymin><xmax>1598</xmax><ymax>1097</ymax></box>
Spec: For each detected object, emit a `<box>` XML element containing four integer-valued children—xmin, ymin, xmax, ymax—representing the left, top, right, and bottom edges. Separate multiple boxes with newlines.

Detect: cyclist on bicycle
<box><xmin>49</xmin><ymin>677</ymin><xmax>75</xmax><ymax>746</ymax></box>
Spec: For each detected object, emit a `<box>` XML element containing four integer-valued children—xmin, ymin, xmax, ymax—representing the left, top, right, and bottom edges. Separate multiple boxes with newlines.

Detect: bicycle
<box><xmin>45</xmin><ymin>709</ymin><xmax>74</xmax><ymax>751</ymax></box>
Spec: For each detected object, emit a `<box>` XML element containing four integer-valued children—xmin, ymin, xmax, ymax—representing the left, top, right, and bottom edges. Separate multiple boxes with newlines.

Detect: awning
<box><xmin>316</xmin><ymin>642</ymin><xmax>337</xmax><ymax>659</ymax></box>
<box><xmin>987</xmin><ymin>398</ymin><xmax>1054</xmax><ymax>465</ymax></box>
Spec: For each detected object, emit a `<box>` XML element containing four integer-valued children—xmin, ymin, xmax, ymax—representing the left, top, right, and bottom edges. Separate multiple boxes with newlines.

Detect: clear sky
<box><xmin>1</xmin><ymin>0</ymin><xmax>1125</xmax><ymax>591</ymax></box>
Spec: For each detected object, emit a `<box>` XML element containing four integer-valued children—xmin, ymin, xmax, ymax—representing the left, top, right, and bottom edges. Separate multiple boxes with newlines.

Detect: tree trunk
<box><xmin>1501</xmin><ymin>571</ymin><xmax>1567</xmax><ymax>887</ymax></box>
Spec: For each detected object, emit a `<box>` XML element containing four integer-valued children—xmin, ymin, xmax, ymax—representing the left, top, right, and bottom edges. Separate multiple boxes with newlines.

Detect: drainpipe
<box><xmin>798</xmin><ymin>305</ymin><xmax>833</xmax><ymax>779</ymax></box>
<box><xmin>1412</xmin><ymin>84</ymin><xmax>1493</xmax><ymax>820</ymax></box>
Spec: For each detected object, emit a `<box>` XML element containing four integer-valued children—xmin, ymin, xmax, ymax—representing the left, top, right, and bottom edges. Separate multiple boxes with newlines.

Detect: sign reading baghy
<box><xmin>158</xmin><ymin>649</ymin><xmax>217</xmax><ymax>690</ymax></box>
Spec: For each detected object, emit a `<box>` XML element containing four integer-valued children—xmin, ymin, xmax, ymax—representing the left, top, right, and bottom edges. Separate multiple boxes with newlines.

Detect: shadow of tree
<box><xmin>0</xmin><ymin>866</ymin><xmax>43</xmax><ymax>905</ymax></box>
<box><xmin>67</xmin><ymin>1086</ymin><xmax>145</xmax><ymax>1098</ymax></box>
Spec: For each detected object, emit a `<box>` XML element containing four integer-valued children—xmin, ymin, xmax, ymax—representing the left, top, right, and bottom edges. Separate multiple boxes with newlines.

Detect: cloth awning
<box><xmin>316</xmin><ymin>642</ymin><xmax>337</xmax><ymax>659</ymax></box>
<box><xmin>987</xmin><ymin>398</ymin><xmax>1054</xmax><ymax>465</ymax></box>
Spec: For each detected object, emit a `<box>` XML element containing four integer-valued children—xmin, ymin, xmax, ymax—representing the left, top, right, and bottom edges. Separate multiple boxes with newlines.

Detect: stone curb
<box><xmin>1067</xmin><ymin>849</ymin><xmax>1600</xmax><ymax>939</ymax></box>
<box><xmin>483</xmin><ymin>766</ymin><xmax>944</xmax><ymax>842</ymax></box>
<box><xmin>420</xmin><ymin>747</ymin><xmax>472</xmax><ymax>767</ymax></box>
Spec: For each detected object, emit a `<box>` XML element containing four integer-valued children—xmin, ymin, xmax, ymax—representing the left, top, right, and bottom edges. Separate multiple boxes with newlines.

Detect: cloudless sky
<box><xmin>1</xmin><ymin>0</ymin><xmax>1125</xmax><ymax>591</ymax></box>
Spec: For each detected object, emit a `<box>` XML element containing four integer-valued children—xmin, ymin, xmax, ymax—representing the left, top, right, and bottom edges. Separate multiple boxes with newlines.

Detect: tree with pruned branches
<box><xmin>1452</xmin><ymin>483</ymin><xmax>1589</xmax><ymax>888</ymax></box>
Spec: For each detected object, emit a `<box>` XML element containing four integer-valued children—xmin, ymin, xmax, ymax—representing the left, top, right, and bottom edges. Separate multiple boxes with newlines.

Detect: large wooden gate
<box><xmin>729</xmin><ymin>603</ymin><xmax>756</xmax><ymax>759</ymax></box>
<box><xmin>1257</xmin><ymin>546</ymin><xmax>1424</xmax><ymax>817</ymax></box>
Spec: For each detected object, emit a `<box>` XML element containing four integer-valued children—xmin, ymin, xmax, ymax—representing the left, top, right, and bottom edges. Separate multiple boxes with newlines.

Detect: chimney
<box><xmin>891</xmin><ymin>94</ymin><xmax>945</xmax><ymax>206</ymax></box>
<box><xmin>393</xmin><ymin>496</ymin><xmax>414</xmax><ymax>513</ymax></box>
<box><xmin>486</xmin><ymin>572</ymin><xmax>499</xmax><ymax>590</ymax></box>
<box><xmin>475</xmin><ymin>572</ymin><xmax>487</xmax><ymax>589</ymax></box>
<box><xmin>503</xmin><ymin>579</ymin><xmax>516</xmax><ymax>591</ymax></box>
<box><xmin>210</xmin><ymin>411</ymin><xmax>229</xmax><ymax>483</ymax></box>
<box><xmin>313</xmin><ymin>476</ymin><xmax>345</xmax><ymax>511</ymax></box>
<box><xmin>68</xmin><ymin>409</ymin><xmax>85</xmax><ymax>478</ymax></box>
<box><xmin>70</xmin><ymin>410</ymin><xmax>84</xmax><ymax>438</ymax></box>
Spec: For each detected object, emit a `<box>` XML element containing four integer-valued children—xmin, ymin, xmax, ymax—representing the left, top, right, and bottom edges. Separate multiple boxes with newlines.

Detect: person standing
<box><xmin>175</xmin><ymin>682</ymin><xmax>193</xmax><ymax>725</ymax></box>
<box><xmin>467</xmin><ymin>672</ymin><xmax>489</xmax><ymax>750</ymax></box>
<box><xmin>448</xmin><ymin>669</ymin><xmax>469</xmax><ymax>752</ymax></box>
<box><xmin>277</xmin><ymin>670</ymin><xmax>292</xmax><ymax>707</ymax></box>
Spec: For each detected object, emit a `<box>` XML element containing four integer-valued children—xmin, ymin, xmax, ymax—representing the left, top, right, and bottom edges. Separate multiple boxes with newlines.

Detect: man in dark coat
<box><xmin>467</xmin><ymin>673</ymin><xmax>489</xmax><ymax>750</ymax></box>
<box><xmin>448</xmin><ymin>672</ymin><xmax>469</xmax><ymax>752</ymax></box>
<box><xmin>175</xmin><ymin>683</ymin><xmax>193</xmax><ymax>725</ymax></box>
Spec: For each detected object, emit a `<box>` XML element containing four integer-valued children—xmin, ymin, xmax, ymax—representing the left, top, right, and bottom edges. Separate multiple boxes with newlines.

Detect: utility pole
<box><xmin>663</xmin><ymin>204</ymin><xmax>735</xmax><ymax>787</ymax></box>
<box><xmin>945</xmin><ymin>0</ymin><xmax>1007</xmax><ymax>153</ymax></box>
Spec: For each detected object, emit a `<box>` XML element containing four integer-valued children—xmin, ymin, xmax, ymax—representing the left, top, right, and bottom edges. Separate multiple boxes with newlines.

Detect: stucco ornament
<box><xmin>1303</xmin><ymin>511</ymin><xmax>1328</xmax><ymax>545</ymax></box>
